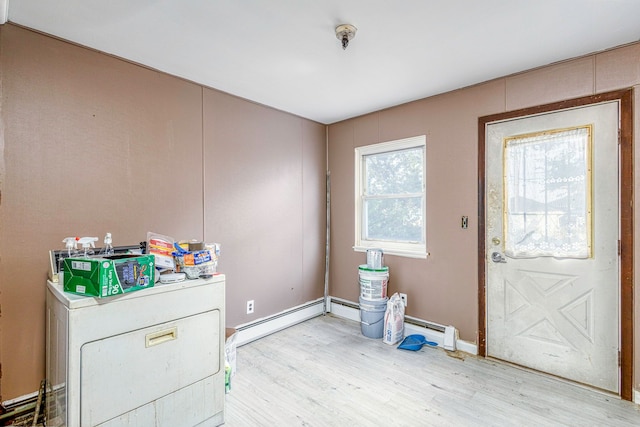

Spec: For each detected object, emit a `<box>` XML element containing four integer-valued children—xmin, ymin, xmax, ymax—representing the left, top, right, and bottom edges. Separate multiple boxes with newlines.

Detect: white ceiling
<box><xmin>7</xmin><ymin>0</ymin><xmax>640</xmax><ymax>124</ymax></box>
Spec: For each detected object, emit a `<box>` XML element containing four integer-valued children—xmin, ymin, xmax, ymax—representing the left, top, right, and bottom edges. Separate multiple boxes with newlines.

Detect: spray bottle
<box><xmin>62</xmin><ymin>237</ymin><xmax>79</xmax><ymax>257</ymax></box>
<box><xmin>77</xmin><ymin>237</ymin><xmax>99</xmax><ymax>258</ymax></box>
<box><xmin>100</xmin><ymin>232</ymin><xmax>114</xmax><ymax>256</ymax></box>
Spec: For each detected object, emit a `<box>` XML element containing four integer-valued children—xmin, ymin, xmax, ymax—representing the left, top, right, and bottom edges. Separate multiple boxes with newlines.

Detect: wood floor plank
<box><xmin>224</xmin><ymin>315</ymin><xmax>640</xmax><ymax>426</ymax></box>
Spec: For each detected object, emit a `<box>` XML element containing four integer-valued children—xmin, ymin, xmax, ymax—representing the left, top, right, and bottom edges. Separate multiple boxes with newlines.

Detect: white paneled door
<box><xmin>485</xmin><ymin>101</ymin><xmax>620</xmax><ymax>393</ymax></box>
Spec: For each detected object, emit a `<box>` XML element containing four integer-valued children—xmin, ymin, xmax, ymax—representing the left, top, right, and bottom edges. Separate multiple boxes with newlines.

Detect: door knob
<box><xmin>491</xmin><ymin>252</ymin><xmax>507</xmax><ymax>263</ymax></box>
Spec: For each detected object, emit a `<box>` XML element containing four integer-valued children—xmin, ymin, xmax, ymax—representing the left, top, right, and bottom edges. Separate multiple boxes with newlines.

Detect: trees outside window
<box><xmin>354</xmin><ymin>135</ymin><xmax>427</xmax><ymax>258</ymax></box>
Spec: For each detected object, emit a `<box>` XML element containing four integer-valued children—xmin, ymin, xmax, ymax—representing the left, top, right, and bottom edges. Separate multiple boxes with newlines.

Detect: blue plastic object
<box><xmin>397</xmin><ymin>334</ymin><xmax>438</xmax><ymax>351</ymax></box>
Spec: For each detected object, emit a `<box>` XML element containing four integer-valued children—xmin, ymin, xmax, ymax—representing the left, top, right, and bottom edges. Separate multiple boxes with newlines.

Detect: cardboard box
<box><xmin>63</xmin><ymin>254</ymin><xmax>155</xmax><ymax>298</ymax></box>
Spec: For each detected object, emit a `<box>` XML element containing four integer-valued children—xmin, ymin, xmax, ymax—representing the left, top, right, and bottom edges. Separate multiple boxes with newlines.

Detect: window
<box><xmin>503</xmin><ymin>125</ymin><xmax>592</xmax><ymax>258</ymax></box>
<box><xmin>354</xmin><ymin>135</ymin><xmax>427</xmax><ymax>258</ymax></box>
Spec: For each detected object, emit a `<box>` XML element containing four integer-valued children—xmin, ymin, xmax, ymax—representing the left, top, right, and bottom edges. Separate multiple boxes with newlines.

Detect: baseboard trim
<box><xmin>1</xmin><ymin>390</ymin><xmax>39</xmax><ymax>407</ymax></box>
<box><xmin>327</xmin><ymin>296</ymin><xmax>478</xmax><ymax>355</ymax></box>
<box><xmin>0</xmin><ymin>1</ymin><xmax>7</xmax><ymax>25</ymax></box>
<box><xmin>327</xmin><ymin>296</ymin><xmax>359</xmax><ymax>322</ymax></box>
<box><xmin>233</xmin><ymin>297</ymin><xmax>325</xmax><ymax>346</ymax></box>
<box><xmin>634</xmin><ymin>388</ymin><xmax>640</xmax><ymax>405</ymax></box>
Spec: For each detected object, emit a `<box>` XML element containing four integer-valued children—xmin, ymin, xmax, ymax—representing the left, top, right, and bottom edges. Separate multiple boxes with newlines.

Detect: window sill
<box><xmin>353</xmin><ymin>246</ymin><xmax>429</xmax><ymax>260</ymax></box>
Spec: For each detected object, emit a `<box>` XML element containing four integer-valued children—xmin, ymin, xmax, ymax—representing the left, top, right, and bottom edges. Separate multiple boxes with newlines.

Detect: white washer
<box><xmin>46</xmin><ymin>275</ymin><xmax>226</xmax><ymax>426</ymax></box>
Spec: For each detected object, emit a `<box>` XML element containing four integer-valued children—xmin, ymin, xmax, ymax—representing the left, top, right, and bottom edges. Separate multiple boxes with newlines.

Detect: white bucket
<box><xmin>359</xmin><ymin>265</ymin><xmax>389</xmax><ymax>301</ymax></box>
<box><xmin>359</xmin><ymin>296</ymin><xmax>388</xmax><ymax>339</ymax></box>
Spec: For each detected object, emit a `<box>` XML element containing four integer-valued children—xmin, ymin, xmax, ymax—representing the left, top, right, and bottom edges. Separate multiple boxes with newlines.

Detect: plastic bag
<box><xmin>172</xmin><ymin>242</ymin><xmax>220</xmax><ymax>279</ymax></box>
<box><xmin>146</xmin><ymin>232</ymin><xmax>176</xmax><ymax>269</ymax></box>
<box><xmin>383</xmin><ymin>292</ymin><xmax>405</xmax><ymax>345</ymax></box>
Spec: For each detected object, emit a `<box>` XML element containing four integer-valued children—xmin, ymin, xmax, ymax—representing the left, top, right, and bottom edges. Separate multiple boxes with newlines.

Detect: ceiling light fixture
<box><xmin>335</xmin><ymin>24</ymin><xmax>357</xmax><ymax>50</ymax></box>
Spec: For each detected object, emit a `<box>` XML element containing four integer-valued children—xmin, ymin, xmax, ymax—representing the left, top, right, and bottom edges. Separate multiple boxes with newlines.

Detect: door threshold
<box><xmin>485</xmin><ymin>356</ymin><xmax>621</xmax><ymax>399</ymax></box>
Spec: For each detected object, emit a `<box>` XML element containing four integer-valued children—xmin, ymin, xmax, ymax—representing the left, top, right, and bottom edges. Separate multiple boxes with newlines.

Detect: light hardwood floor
<box><xmin>224</xmin><ymin>315</ymin><xmax>640</xmax><ymax>426</ymax></box>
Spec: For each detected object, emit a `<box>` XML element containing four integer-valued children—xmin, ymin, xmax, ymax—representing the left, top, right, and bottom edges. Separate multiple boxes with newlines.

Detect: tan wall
<box><xmin>328</xmin><ymin>43</ymin><xmax>640</xmax><ymax>391</ymax></box>
<box><xmin>202</xmin><ymin>90</ymin><xmax>326</xmax><ymax>322</ymax></box>
<box><xmin>0</xmin><ymin>24</ymin><xmax>326</xmax><ymax>399</ymax></box>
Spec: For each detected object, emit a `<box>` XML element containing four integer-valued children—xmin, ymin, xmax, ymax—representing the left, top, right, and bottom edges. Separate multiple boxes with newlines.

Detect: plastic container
<box><xmin>359</xmin><ymin>265</ymin><xmax>389</xmax><ymax>300</ymax></box>
<box><xmin>359</xmin><ymin>296</ymin><xmax>388</xmax><ymax>339</ymax></box>
<box><xmin>366</xmin><ymin>248</ymin><xmax>384</xmax><ymax>269</ymax></box>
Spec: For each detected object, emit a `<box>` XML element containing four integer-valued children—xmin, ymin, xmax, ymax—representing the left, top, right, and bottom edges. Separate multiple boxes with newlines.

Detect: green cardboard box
<box><xmin>63</xmin><ymin>254</ymin><xmax>155</xmax><ymax>298</ymax></box>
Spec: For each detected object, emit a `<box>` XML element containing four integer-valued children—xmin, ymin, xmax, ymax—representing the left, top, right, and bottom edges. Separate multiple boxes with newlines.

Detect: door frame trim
<box><xmin>477</xmin><ymin>89</ymin><xmax>634</xmax><ymax>400</ymax></box>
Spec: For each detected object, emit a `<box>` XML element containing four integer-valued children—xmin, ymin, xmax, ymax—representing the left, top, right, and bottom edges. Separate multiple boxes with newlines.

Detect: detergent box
<box><xmin>63</xmin><ymin>254</ymin><xmax>155</xmax><ymax>298</ymax></box>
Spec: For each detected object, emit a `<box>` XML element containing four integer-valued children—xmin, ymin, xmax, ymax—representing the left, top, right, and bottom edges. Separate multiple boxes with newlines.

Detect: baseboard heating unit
<box><xmin>234</xmin><ymin>298</ymin><xmax>325</xmax><ymax>346</ymax></box>
<box><xmin>233</xmin><ymin>296</ymin><xmax>477</xmax><ymax>355</ymax></box>
<box><xmin>327</xmin><ymin>296</ymin><xmax>477</xmax><ymax>355</ymax></box>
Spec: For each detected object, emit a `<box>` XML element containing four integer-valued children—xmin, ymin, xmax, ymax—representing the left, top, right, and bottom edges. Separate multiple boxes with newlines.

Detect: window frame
<box><xmin>354</xmin><ymin>135</ymin><xmax>427</xmax><ymax>259</ymax></box>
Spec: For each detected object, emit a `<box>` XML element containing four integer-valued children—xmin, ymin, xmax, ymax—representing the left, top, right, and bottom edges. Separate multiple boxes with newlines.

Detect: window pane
<box><xmin>504</xmin><ymin>126</ymin><xmax>591</xmax><ymax>258</ymax></box>
<box><xmin>364</xmin><ymin>197</ymin><xmax>423</xmax><ymax>243</ymax></box>
<box><xmin>355</xmin><ymin>135</ymin><xmax>427</xmax><ymax>258</ymax></box>
<box><xmin>365</xmin><ymin>147</ymin><xmax>423</xmax><ymax>195</ymax></box>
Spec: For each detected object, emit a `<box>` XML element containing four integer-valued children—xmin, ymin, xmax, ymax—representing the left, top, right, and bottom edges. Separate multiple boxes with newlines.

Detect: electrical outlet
<box><xmin>399</xmin><ymin>293</ymin><xmax>408</xmax><ymax>307</ymax></box>
<box><xmin>246</xmin><ymin>300</ymin><xmax>254</xmax><ymax>314</ymax></box>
